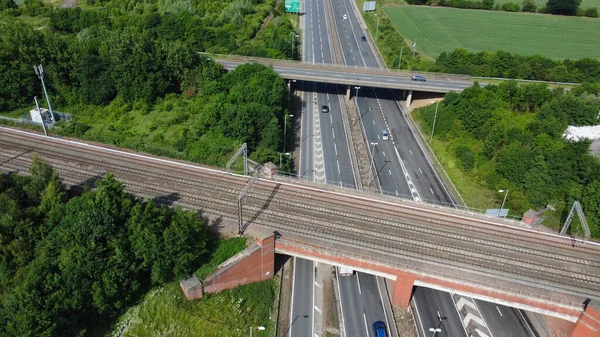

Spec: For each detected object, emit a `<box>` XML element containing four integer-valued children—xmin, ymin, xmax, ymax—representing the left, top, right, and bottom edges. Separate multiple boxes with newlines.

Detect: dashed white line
<box><xmin>334</xmin><ymin>143</ymin><xmax>338</xmax><ymax>156</ymax></box>
<box><xmin>363</xmin><ymin>313</ymin><xmax>369</xmax><ymax>337</ymax></box>
<box><xmin>372</xmin><ymin>120</ymin><xmax>375</xmax><ymax>124</ymax></box>
<box><xmin>356</xmin><ymin>272</ymin><xmax>362</xmax><ymax>294</ymax></box>
<box><xmin>330</xmin><ymin>114</ymin><xmax>333</xmax><ymax>123</ymax></box>
<box><xmin>332</xmin><ymin>128</ymin><xmax>335</xmax><ymax>139</ymax></box>
<box><xmin>389</xmin><ymin>169</ymin><xmax>392</xmax><ymax>175</ymax></box>
<box><xmin>496</xmin><ymin>306</ymin><xmax>503</xmax><ymax>316</ymax></box>
<box><xmin>419</xmin><ymin>168</ymin><xmax>423</xmax><ymax>174</ymax></box>
<box><xmin>430</xmin><ymin>188</ymin><xmax>434</xmax><ymax>195</ymax></box>
<box><xmin>337</xmin><ymin>160</ymin><xmax>341</xmax><ymax>174</ymax></box>
<box><xmin>409</xmin><ymin>149</ymin><xmax>413</xmax><ymax>155</ymax></box>
<box><xmin>382</xmin><ymin>151</ymin><xmax>386</xmax><ymax>157</ymax></box>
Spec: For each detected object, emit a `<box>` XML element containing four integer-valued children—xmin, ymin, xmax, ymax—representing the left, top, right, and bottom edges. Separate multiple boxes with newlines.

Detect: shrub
<box><xmin>482</xmin><ymin>0</ymin><xmax>495</xmax><ymax>9</ymax></box>
<box><xmin>584</xmin><ymin>6</ymin><xmax>599</xmax><ymax>16</ymax></box>
<box><xmin>522</xmin><ymin>0</ymin><xmax>537</xmax><ymax>12</ymax></box>
<box><xmin>455</xmin><ymin>145</ymin><xmax>475</xmax><ymax>171</ymax></box>
<box><xmin>502</xmin><ymin>2</ymin><xmax>521</xmax><ymax>11</ymax></box>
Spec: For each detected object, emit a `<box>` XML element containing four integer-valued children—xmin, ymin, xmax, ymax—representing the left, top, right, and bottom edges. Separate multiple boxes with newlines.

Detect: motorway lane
<box><xmin>339</xmin><ymin>272</ymin><xmax>389</xmax><ymax>337</ymax></box>
<box><xmin>299</xmin><ymin>81</ymin><xmax>315</xmax><ymax>180</ymax></box>
<box><xmin>413</xmin><ymin>288</ymin><xmax>466</xmax><ymax>337</ymax></box>
<box><xmin>475</xmin><ymin>300</ymin><xmax>536</xmax><ymax>337</ymax></box>
<box><xmin>290</xmin><ymin>258</ymin><xmax>314</xmax><ymax>337</ymax></box>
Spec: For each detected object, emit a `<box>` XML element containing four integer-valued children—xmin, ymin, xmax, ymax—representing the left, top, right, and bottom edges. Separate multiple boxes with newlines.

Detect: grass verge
<box><xmin>384</xmin><ymin>6</ymin><xmax>600</xmax><ymax>60</ymax></box>
<box><xmin>106</xmin><ymin>237</ymin><xmax>275</xmax><ymax>337</ymax></box>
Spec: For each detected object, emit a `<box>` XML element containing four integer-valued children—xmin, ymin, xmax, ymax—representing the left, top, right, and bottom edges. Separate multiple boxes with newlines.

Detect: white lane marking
<box><xmin>363</xmin><ymin>313</ymin><xmax>369</xmax><ymax>337</ymax></box>
<box><xmin>337</xmin><ymin>160</ymin><xmax>341</xmax><ymax>174</ymax></box>
<box><xmin>334</xmin><ymin>143</ymin><xmax>338</xmax><ymax>156</ymax></box>
<box><xmin>382</xmin><ymin>151</ymin><xmax>386</xmax><ymax>157</ymax></box>
<box><xmin>315</xmin><ymin>281</ymin><xmax>321</xmax><ymax>288</ymax></box>
<box><xmin>330</xmin><ymin>114</ymin><xmax>333</xmax><ymax>123</ymax></box>
<box><xmin>496</xmin><ymin>306</ymin><xmax>503</xmax><ymax>316</ymax></box>
<box><xmin>389</xmin><ymin>169</ymin><xmax>392</xmax><ymax>175</ymax></box>
<box><xmin>327</xmin><ymin>93</ymin><xmax>330</xmax><ymax>100</ymax></box>
<box><xmin>419</xmin><ymin>168</ymin><xmax>423</xmax><ymax>174</ymax></box>
<box><xmin>430</xmin><ymin>188</ymin><xmax>434</xmax><ymax>195</ymax></box>
<box><xmin>372</xmin><ymin>120</ymin><xmax>375</xmax><ymax>124</ymax></box>
<box><xmin>413</xmin><ymin>295</ymin><xmax>427</xmax><ymax>337</ymax></box>
<box><xmin>315</xmin><ymin>305</ymin><xmax>322</xmax><ymax>314</ymax></box>
<box><xmin>356</xmin><ymin>272</ymin><xmax>362</xmax><ymax>295</ymax></box>
<box><xmin>377</xmin><ymin>134</ymin><xmax>380</xmax><ymax>140</ymax></box>
<box><xmin>409</xmin><ymin>149</ymin><xmax>413</xmax><ymax>155</ymax></box>
<box><xmin>332</xmin><ymin>128</ymin><xmax>335</xmax><ymax>139</ymax></box>
<box><xmin>376</xmin><ymin>278</ymin><xmax>393</xmax><ymax>337</ymax></box>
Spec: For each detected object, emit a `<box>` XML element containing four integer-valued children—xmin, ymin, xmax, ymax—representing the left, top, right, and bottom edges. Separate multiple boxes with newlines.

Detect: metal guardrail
<box><xmin>471</xmin><ymin>76</ymin><xmax>581</xmax><ymax>86</ymax></box>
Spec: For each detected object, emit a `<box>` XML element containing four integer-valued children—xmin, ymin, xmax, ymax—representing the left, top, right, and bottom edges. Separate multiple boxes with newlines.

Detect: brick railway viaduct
<box><xmin>184</xmin><ymin>235</ymin><xmax>600</xmax><ymax>337</ymax></box>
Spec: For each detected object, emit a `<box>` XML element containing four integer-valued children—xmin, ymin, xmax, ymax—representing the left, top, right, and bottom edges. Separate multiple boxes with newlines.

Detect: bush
<box><xmin>546</xmin><ymin>0</ymin><xmax>582</xmax><ymax>15</ymax></box>
<box><xmin>0</xmin><ymin>0</ymin><xmax>17</xmax><ymax>10</ymax></box>
<box><xmin>455</xmin><ymin>145</ymin><xmax>475</xmax><ymax>170</ymax></box>
<box><xmin>482</xmin><ymin>0</ymin><xmax>495</xmax><ymax>9</ymax></box>
<box><xmin>522</xmin><ymin>0</ymin><xmax>537</xmax><ymax>12</ymax></box>
<box><xmin>502</xmin><ymin>2</ymin><xmax>521</xmax><ymax>11</ymax></box>
<box><xmin>584</xmin><ymin>7</ymin><xmax>599</xmax><ymax>16</ymax></box>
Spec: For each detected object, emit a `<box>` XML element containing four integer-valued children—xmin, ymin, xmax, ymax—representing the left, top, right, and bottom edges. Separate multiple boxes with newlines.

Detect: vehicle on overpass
<box><xmin>373</xmin><ymin>321</ymin><xmax>387</xmax><ymax>337</ymax></box>
<box><xmin>411</xmin><ymin>74</ymin><xmax>426</xmax><ymax>82</ymax></box>
<box><xmin>339</xmin><ymin>266</ymin><xmax>354</xmax><ymax>276</ymax></box>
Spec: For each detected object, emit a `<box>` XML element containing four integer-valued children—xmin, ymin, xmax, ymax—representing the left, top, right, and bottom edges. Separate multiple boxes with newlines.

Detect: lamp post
<box><xmin>283</xmin><ymin>114</ymin><xmax>294</xmax><ymax>155</ymax></box>
<box><xmin>250</xmin><ymin>326</ymin><xmax>265</xmax><ymax>337</ymax></box>
<box><xmin>429</xmin><ymin>328</ymin><xmax>442</xmax><ymax>337</ymax></box>
<box><xmin>354</xmin><ymin>86</ymin><xmax>361</xmax><ymax>100</ymax></box>
<box><xmin>368</xmin><ymin>142</ymin><xmax>378</xmax><ymax>186</ymax></box>
<box><xmin>375</xmin><ymin>13</ymin><xmax>380</xmax><ymax>42</ymax></box>
<box><xmin>33</xmin><ymin>64</ymin><xmax>56</xmax><ymax>122</ymax></box>
<box><xmin>499</xmin><ymin>189</ymin><xmax>509</xmax><ymax>218</ymax></box>
<box><xmin>430</xmin><ymin>100</ymin><xmax>439</xmax><ymax>142</ymax></box>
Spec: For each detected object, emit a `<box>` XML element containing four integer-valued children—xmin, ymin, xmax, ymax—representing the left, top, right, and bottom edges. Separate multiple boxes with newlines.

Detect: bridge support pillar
<box><xmin>390</xmin><ymin>271</ymin><xmax>417</xmax><ymax>307</ymax></box>
<box><xmin>405</xmin><ymin>90</ymin><xmax>413</xmax><ymax>110</ymax></box>
<box><xmin>346</xmin><ymin>86</ymin><xmax>351</xmax><ymax>100</ymax></box>
<box><xmin>571</xmin><ymin>304</ymin><xmax>600</xmax><ymax>337</ymax></box>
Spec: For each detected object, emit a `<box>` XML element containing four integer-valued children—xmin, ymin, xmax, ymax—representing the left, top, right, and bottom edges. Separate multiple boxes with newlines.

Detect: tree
<box><xmin>482</xmin><ymin>0</ymin><xmax>495</xmax><ymax>10</ymax></box>
<box><xmin>522</xmin><ymin>0</ymin><xmax>537</xmax><ymax>11</ymax></box>
<box><xmin>546</xmin><ymin>0</ymin><xmax>581</xmax><ymax>15</ymax></box>
<box><xmin>0</xmin><ymin>0</ymin><xmax>17</xmax><ymax>10</ymax></box>
<box><xmin>584</xmin><ymin>6</ymin><xmax>599</xmax><ymax>16</ymax></box>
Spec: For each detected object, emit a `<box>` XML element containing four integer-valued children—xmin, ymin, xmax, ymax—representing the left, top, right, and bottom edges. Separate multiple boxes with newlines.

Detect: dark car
<box><xmin>411</xmin><ymin>74</ymin><xmax>426</xmax><ymax>82</ymax></box>
<box><xmin>322</xmin><ymin>105</ymin><xmax>329</xmax><ymax>113</ymax></box>
<box><xmin>373</xmin><ymin>321</ymin><xmax>387</xmax><ymax>337</ymax></box>
<box><xmin>361</xmin><ymin>35</ymin><xmax>367</xmax><ymax>42</ymax></box>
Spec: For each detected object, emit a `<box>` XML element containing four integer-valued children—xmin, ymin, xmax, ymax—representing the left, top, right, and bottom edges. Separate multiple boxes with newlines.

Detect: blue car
<box><xmin>373</xmin><ymin>321</ymin><xmax>387</xmax><ymax>337</ymax></box>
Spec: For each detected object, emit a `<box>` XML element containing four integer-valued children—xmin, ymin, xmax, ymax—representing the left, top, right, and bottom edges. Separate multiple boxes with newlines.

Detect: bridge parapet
<box><xmin>274</xmin><ymin>236</ymin><xmax>586</xmax><ymax>321</ymax></box>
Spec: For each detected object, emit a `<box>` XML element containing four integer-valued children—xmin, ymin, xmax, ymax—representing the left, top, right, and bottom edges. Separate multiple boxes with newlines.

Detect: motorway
<box><xmin>329</xmin><ymin>1</ymin><xmax>535</xmax><ymax>337</ymax></box>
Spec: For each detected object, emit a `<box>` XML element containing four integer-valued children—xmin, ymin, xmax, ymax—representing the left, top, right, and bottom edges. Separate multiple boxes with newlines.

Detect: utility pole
<box><xmin>34</xmin><ymin>64</ymin><xmax>56</xmax><ymax>122</ymax></box>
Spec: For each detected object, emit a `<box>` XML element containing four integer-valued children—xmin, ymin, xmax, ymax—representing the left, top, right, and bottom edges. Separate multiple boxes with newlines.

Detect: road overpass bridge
<box><xmin>212</xmin><ymin>55</ymin><xmax>473</xmax><ymax>99</ymax></box>
<box><xmin>1</xmin><ymin>127</ymin><xmax>599</xmax><ymax>336</ymax></box>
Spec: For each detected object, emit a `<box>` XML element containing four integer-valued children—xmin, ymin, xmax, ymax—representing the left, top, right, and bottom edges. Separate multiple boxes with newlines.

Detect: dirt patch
<box><xmin>322</xmin><ymin>268</ymin><xmax>340</xmax><ymax>336</ymax></box>
<box><xmin>393</xmin><ymin>305</ymin><xmax>418</xmax><ymax>337</ymax></box>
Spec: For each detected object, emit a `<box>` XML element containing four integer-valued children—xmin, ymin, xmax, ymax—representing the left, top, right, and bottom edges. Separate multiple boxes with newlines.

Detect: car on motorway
<box><xmin>373</xmin><ymin>321</ymin><xmax>387</xmax><ymax>337</ymax></box>
<box><xmin>411</xmin><ymin>74</ymin><xmax>426</xmax><ymax>82</ymax></box>
<box><xmin>361</xmin><ymin>35</ymin><xmax>367</xmax><ymax>42</ymax></box>
<box><xmin>381</xmin><ymin>130</ymin><xmax>389</xmax><ymax>141</ymax></box>
<box><xmin>343</xmin><ymin>14</ymin><xmax>348</xmax><ymax>19</ymax></box>
<box><xmin>322</xmin><ymin>105</ymin><xmax>329</xmax><ymax>113</ymax></box>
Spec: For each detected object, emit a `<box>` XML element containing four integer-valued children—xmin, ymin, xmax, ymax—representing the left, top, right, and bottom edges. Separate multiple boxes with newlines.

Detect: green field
<box><xmin>384</xmin><ymin>6</ymin><xmax>600</xmax><ymax>60</ymax></box>
<box><xmin>491</xmin><ymin>0</ymin><xmax>600</xmax><ymax>9</ymax></box>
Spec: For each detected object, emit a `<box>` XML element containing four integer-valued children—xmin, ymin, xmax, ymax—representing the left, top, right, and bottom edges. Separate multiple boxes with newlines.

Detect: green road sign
<box><xmin>285</xmin><ymin>0</ymin><xmax>300</xmax><ymax>12</ymax></box>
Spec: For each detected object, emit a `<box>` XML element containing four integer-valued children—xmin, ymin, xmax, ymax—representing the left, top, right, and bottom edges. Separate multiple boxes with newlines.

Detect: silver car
<box><xmin>381</xmin><ymin>130</ymin><xmax>389</xmax><ymax>140</ymax></box>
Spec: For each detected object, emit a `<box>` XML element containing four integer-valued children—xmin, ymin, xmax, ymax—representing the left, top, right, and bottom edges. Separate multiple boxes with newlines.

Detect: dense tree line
<box><xmin>405</xmin><ymin>0</ymin><xmax>596</xmax><ymax>17</ymax></box>
<box><xmin>416</xmin><ymin>82</ymin><xmax>600</xmax><ymax>237</ymax></box>
<box><xmin>0</xmin><ymin>157</ymin><xmax>214</xmax><ymax>337</ymax></box>
<box><xmin>1</xmin><ymin>0</ymin><xmax>296</xmax><ymax>169</ymax></box>
<box><xmin>434</xmin><ymin>49</ymin><xmax>600</xmax><ymax>83</ymax></box>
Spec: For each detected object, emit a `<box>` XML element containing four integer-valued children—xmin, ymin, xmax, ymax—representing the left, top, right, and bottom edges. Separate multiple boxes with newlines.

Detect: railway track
<box><xmin>1</xmin><ymin>127</ymin><xmax>599</xmax><ymax>308</ymax></box>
